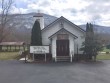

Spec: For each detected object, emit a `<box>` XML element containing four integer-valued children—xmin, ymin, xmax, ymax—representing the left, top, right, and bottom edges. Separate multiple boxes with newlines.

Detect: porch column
<box><xmin>69</xmin><ymin>36</ymin><xmax>75</xmax><ymax>62</ymax></box>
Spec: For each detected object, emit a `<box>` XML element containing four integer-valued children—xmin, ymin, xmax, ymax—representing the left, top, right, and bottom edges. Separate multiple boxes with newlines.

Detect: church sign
<box><xmin>30</xmin><ymin>46</ymin><xmax>49</xmax><ymax>54</ymax></box>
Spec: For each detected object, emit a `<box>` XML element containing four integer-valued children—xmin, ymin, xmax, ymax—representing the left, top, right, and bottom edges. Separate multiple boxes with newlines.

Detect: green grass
<box><xmin>0</xmin><ymin>51</ymin><xmax>110</xmax><ymax>60</ymax></box>
<box><xmin>0</xmin><ymin>52</ymin><xmax>20</xmax><ymax>60</ymax></box>
<box><xmin>102</xmin><ymin>47</ymin><xmax>110</xmax><ymax>52</ymax></box>
<box><xmin>97</xmin><ymin>47</ymin><xmax>110</xmax><ymax>60</ymax></box>
<box><xmin>97</xmin><ymin>53</ymin><xmax>110</xmax><ymax>60</ymax></box>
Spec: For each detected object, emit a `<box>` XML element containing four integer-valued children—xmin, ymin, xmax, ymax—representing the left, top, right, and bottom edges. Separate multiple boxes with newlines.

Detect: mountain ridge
<box><xmin>1</xmin><ymin>13</ymin><xmax>110</xmax><ymax>43</ymax></box>
<box><xmin>79</xmin><ymin>24</ymin><xmax>110</xmax><ymax>34</ymax></box>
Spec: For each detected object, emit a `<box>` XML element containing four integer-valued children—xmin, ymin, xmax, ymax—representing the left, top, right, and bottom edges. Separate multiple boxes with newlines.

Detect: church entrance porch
<box><xmin>49</xmin><ymin>28</ymin><xmax>78</xmax><ymax>62</ymax></box>
<box><xmin>55</xmin><ymin>34</ymin><xmax>71</xmax><ymax>62</ymax></box>
<box><xmin>56</xmin><ymin>39</ymin><xmax>71</xmax><ymax>62</ymax></box>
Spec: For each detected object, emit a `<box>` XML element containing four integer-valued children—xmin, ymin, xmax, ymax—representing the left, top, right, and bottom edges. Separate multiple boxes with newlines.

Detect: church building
<box><xmin>33</xmin><ymin>13</ymin><xmax>85</xmax><ymax>62</ymax></box>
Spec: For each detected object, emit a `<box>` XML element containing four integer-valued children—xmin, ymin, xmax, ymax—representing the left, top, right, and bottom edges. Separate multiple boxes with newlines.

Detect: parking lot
<box><xmin>0</xmin><ymin>60</ymin><xmax>110</xmax><ymax>83</ymax></box>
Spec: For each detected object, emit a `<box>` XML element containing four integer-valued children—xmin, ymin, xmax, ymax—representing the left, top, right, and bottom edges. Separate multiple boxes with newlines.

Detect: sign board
<box><xmin>30</xmin><ymin>46</ymin><xmax>49</xmax><ymax>54</ymax></box>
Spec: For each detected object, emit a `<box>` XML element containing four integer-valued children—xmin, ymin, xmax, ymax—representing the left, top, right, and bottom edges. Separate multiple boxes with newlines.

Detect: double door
<box><xmin>56</xmin><ymin>40</ymin><xmax>69</xmax><ymax>56</ymax></box>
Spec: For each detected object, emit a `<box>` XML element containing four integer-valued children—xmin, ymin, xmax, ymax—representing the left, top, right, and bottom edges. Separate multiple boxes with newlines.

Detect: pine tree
<box><xmin>31</xmin><ymin>20</ymin><xmax>42</xmax><ymax>46</ymax></box>
<box><xmin>82</xmin><ymin>23</ymin><xmax>91</xmax><ymax>60</ymax></box>
<box><xmin>80</xmin><ymin>23</ymin><xmax>103</xmax><ymax>61</ymax></box>
<box><xmin>88</xmin><ymin>23</ymin><xmax>94</xmax><ymax>59</ymax></box>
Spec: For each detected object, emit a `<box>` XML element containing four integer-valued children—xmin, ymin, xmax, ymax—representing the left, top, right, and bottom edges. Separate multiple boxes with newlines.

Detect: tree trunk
<box><xmin>0</xmin><ymin>46</ymin><xmax>2</xmax><ymax>51</ymax></box>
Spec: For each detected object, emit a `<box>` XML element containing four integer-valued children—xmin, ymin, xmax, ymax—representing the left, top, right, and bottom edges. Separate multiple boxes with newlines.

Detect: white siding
<box><xmin>63</xmin><ymin>21</ymin><xmax>85</xmax><ymax>54</ymax></box>
<box><xmin>42</xmin><ymin>21</ymin><xmax>62</xmax><ymax>45</ymax></box>
<box><xmin>42</xmin><ymin>18</ymin><xmax>85</xmax><ymax>58</ymax></box>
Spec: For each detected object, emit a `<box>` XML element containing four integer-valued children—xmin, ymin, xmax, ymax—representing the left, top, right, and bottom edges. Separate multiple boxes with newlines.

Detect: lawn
<box><xmin>102</xmin><ymin>47</ymin><xmax>110</xmax><ymax>52</ymax></box>
<box><xmin>0</xmin><ymin>52</ymin><xmax>110</xmax><ymax>60</ymax></box>
<box><xmin>0</xmin><ymin>52</ymin><xmax>20</xmax><ymax>60</ymax></box>
<box><xmin>96</xmin><ymin>47</ymin><xmax>110</xmax><ymax>60</ymax></box>
<box><xmin>97</xmin><ymin>53</ymin><xmax>110</xmax><ymax>60</ymax></box>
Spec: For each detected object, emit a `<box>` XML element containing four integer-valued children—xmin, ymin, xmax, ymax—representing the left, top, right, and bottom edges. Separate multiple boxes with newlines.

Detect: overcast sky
<box><xmin>1</xmin><ymin>0</ymin><xmax>110</xmax><ymax>26</ymax></box>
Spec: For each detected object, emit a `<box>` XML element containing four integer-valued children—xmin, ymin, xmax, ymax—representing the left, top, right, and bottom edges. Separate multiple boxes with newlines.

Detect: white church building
<box><xmin>34</xmin><ymin>13</ymin><xmax>85</xmax><ymax>62</ymax></box>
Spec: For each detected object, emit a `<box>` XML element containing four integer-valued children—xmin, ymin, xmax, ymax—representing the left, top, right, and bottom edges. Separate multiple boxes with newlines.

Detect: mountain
<box><xmin>11</xmin><ymin>13</ymin><xmax>57</xmax><ymax>29</ymax></box>
<box><xmin>1</xmin><ymin>13</ymin><xmax>110</xmax><ymax>43</ymax></box>
<box><xmin>79</xmin><ymin>24</ymin><xmax>110</xmax><ymax>34</ymax></box>
<box><xmin>9</xmin><ymin>13</ymin><xmax>110</xmax><ymax>34</ymax></box>
<box><xmin>17</xmin><ymin>13</ymin><xmax>110</xmax><ymax>33</ymax></box>
<box><xmin>4</xmin><ymin>13</ymin><xmax>57</xmax><ymax>43</ymax></box>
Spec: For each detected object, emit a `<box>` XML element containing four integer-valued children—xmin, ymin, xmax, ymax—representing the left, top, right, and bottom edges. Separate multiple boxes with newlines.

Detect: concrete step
<box><xmin>56</xmin><ymin>56</ymin><xmax>71</xmax><ymax>62</ymax></box>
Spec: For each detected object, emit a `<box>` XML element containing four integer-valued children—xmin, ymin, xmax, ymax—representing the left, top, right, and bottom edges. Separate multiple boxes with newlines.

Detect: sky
<box><xmin>1</xmin><ymin>0</ymin><xmax>110</xmax><ymax>26</ymax></box>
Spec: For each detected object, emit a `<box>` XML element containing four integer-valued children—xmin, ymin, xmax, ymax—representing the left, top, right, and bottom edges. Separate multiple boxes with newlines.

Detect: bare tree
<box><xmin>0</xmin><ymin>0</ymin><xmax>14</xmax><ymax>42</ymax></box>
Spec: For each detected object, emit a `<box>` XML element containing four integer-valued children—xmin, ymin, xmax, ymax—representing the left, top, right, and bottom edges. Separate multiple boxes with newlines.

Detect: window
<box><xmin>57</xmin><ymin>34</ymin><xmax>69</xmax><ymax>40</ymax></box>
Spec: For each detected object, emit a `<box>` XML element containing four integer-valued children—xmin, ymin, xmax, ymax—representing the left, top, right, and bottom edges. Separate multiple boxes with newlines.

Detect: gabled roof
<box><xmin>48</xmin><ymin>28</ymin><xmax>78</xmax><ymax>39</ymax></box>
<box><xmin>42</xmin><ymin>16</ymin><xmax>85</xmax><ymax>33</ymax></box>
<box><xmin>0</xmin><ymin>42</ymin><xmax>25</xmax><ymax>46</ymax></box>
<box><xmin>33</xmin><ymin>13</ymin><xmax>43</xmax><ymax>17</ymax></box>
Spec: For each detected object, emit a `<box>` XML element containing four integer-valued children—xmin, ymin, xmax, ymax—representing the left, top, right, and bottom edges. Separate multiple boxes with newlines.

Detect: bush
<box><xmin>106</xmin><ymin>51</ymin><xmax>109</xmax><ymax>54</ymax></box>
<box><xmin>106</xmin><ymin>45</ymin><xmax>110</xmax><ymax>49</ymax></box>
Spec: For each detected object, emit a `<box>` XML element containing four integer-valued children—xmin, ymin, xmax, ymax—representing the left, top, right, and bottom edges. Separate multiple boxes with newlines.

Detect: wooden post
<box><xmin>77</xmin><ymin>44</ymin><xmax>78</xmax><ymax>55</ymax></box>
<box><xmin>33</xmin><ymin>53</ymin><xmax>34</xmax><ymax>61</ymax></box>
<box><xmin>45</xmin><ymin>53</ymin><xmax>46</xmax><ymax>62</ymax></box>
<box><xmin>55</xmin><ymin>56</ymin><xmax>57</xmax><ymax>62</ymax></box>
<box><xmin>0</xmin><ymin>45</ymin><xmax>2</xmax><ymax>51</ymax></box>
<box><xmin>23</xmin><ymin>45</ymin><xmax>25</xmax><ymax>52</ymax></box>
<box><xmin>15</xmin><ymin>45</ymin><xmax>16</xmax><ymax>51</ymax></box>
<box><xmin>19</xmin><ymin>45</ymin><xmax>20</xmax><ymax>50</ymax></box>
<box><xmin>70</xmin><ymin>53</ymin><xmax>72</xmax><ymax>62</ymax></box>
<box><xmin>7</xmin><ymin>45</ymin><xmax>8</xmax><ymax>51</ymax></box>
<box><xmin>77</xmin><ymin>44</ymin><xmax>79</xmax><ymax>61</ymax></box>
<box><xmin>25</xmin><ymin>51</ymin><xmax>27</xmax><ymax>63</ymax></box>
<box><xmin>10</xmin><ymin>45</ymin><xmax>11</xmax><ymax>51</ymax></box>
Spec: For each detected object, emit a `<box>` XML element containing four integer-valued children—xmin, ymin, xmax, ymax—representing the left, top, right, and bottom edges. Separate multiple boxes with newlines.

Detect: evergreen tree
<box><xmin>106</xmin><ymin>44</ymin><xmax>110</xmax><ymax>49</ymax></box>
<box><xmin>31</xmin><ymin>20</ymin><xmax>42</xmax><ymax>46</ymax></box>
<box><xmin>84</xmin><ymin>23</ymin><xmax>92</xmax><ymax>60</ymax></box>
<box><xmin>92</xmin><ymin>29</ymin><xmax>103</xmax><ymax>61</ymax></box>
<box><xmin>80</xmin><ymin>23</ymin><xmax>102</xmax><ymax>61</ymax></box>
<box><xmin>88</xmin><ymin>23</ymin><xmax>94</xmax><ymax>59</ymax></box>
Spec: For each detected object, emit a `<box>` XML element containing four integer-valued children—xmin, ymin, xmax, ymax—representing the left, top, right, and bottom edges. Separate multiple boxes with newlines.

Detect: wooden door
<box><xmin>56</xmin><ymin>40</ymin><xmax>69</xmax><ymax>56</ymax></box>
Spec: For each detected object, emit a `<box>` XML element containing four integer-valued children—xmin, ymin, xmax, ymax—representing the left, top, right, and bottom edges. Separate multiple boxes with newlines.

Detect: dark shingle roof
<box><xmin>0</xmin><ymin>42</ymin><xmax>25</xmax><ymax>46</ymax></box>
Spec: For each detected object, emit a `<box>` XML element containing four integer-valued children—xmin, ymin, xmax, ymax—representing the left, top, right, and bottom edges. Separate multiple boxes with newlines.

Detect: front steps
<box><xmin>55</xmin><ymin>56</ymin><xmax>72</xmax><ymax>62</ymax></box>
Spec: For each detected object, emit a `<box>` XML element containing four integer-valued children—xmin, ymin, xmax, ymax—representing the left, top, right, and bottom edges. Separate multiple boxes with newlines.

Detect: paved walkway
<box><xmin>0</xmin><ymin>60</ymin><xmax>110</xmax><ymax>83</ymax></box>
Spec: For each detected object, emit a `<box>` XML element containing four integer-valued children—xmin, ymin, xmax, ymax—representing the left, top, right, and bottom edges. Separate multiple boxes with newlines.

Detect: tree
<box><xmin>0</xmin><ymin>0</ymin><xmax>14</xmax><ymax>50</ymax></box>
<box><xmin>81</xmin><ymin>23</ymin><xmax>93</xmax><ymax>60</ymax></box>
<box><xmin>31</xmin><ymin>20</ymin><xmax>42</xmax><ymax>46</ymax></box>
<box><xmin>106</xmin><ymin>44</ymin><xmax>110</xmax><ymax>49</ymax></box>
<box><xmin>92</xmin><ymin>30</ymin><xmax>103</xmax><ymax>61</ymax></box>
<box><xmin>80</xmin><ymin>23</ymin><xmax>103</xmax><ymax>61</ymax></box>
<box><xmin>0</xmin><ymin>0</ymin><xmax>14</xmax><ymax>42</ymax></box>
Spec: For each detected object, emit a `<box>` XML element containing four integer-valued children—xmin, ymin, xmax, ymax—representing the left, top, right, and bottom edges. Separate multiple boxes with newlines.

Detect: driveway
<box><xmin>0</xmin><ymin>60</ymin><xmax>110</xmax><ymax>83</ymax></box>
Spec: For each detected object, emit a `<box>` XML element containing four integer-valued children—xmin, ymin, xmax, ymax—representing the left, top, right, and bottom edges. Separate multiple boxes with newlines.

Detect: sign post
<box><xmin>45</xmin><ymin>53</ymin><xmax>46</xmax><ymax>62</ymax></box>
<box><xmin>30</xmin><ymin>46</ymin><xmax>49</xmax><ymax>62</ymax></box>
<box><xmin>33</xmin><ymin>52</ymin><xmax>35</xmax><ymax>61</ymax></box>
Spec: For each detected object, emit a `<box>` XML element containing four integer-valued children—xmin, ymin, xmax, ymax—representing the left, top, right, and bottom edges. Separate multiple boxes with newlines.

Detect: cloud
<box><xmin>9</xmin><ymin>6</ymin><xmax>28</xmax><ymax>14</ymax></box>
<box><xmin>39</xmin><ymin>1</ymin><xmax>50</xmax><ymax>7</ymax></box>
<box><xmin>2</xmin><ymin>0</ymin><xmax>110</xmax><ymax>26</ymax></box>
<box><xmin>80</xmin><ymin>0</ymin><xmax>110</xmax><ymax>26</ymax></box>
